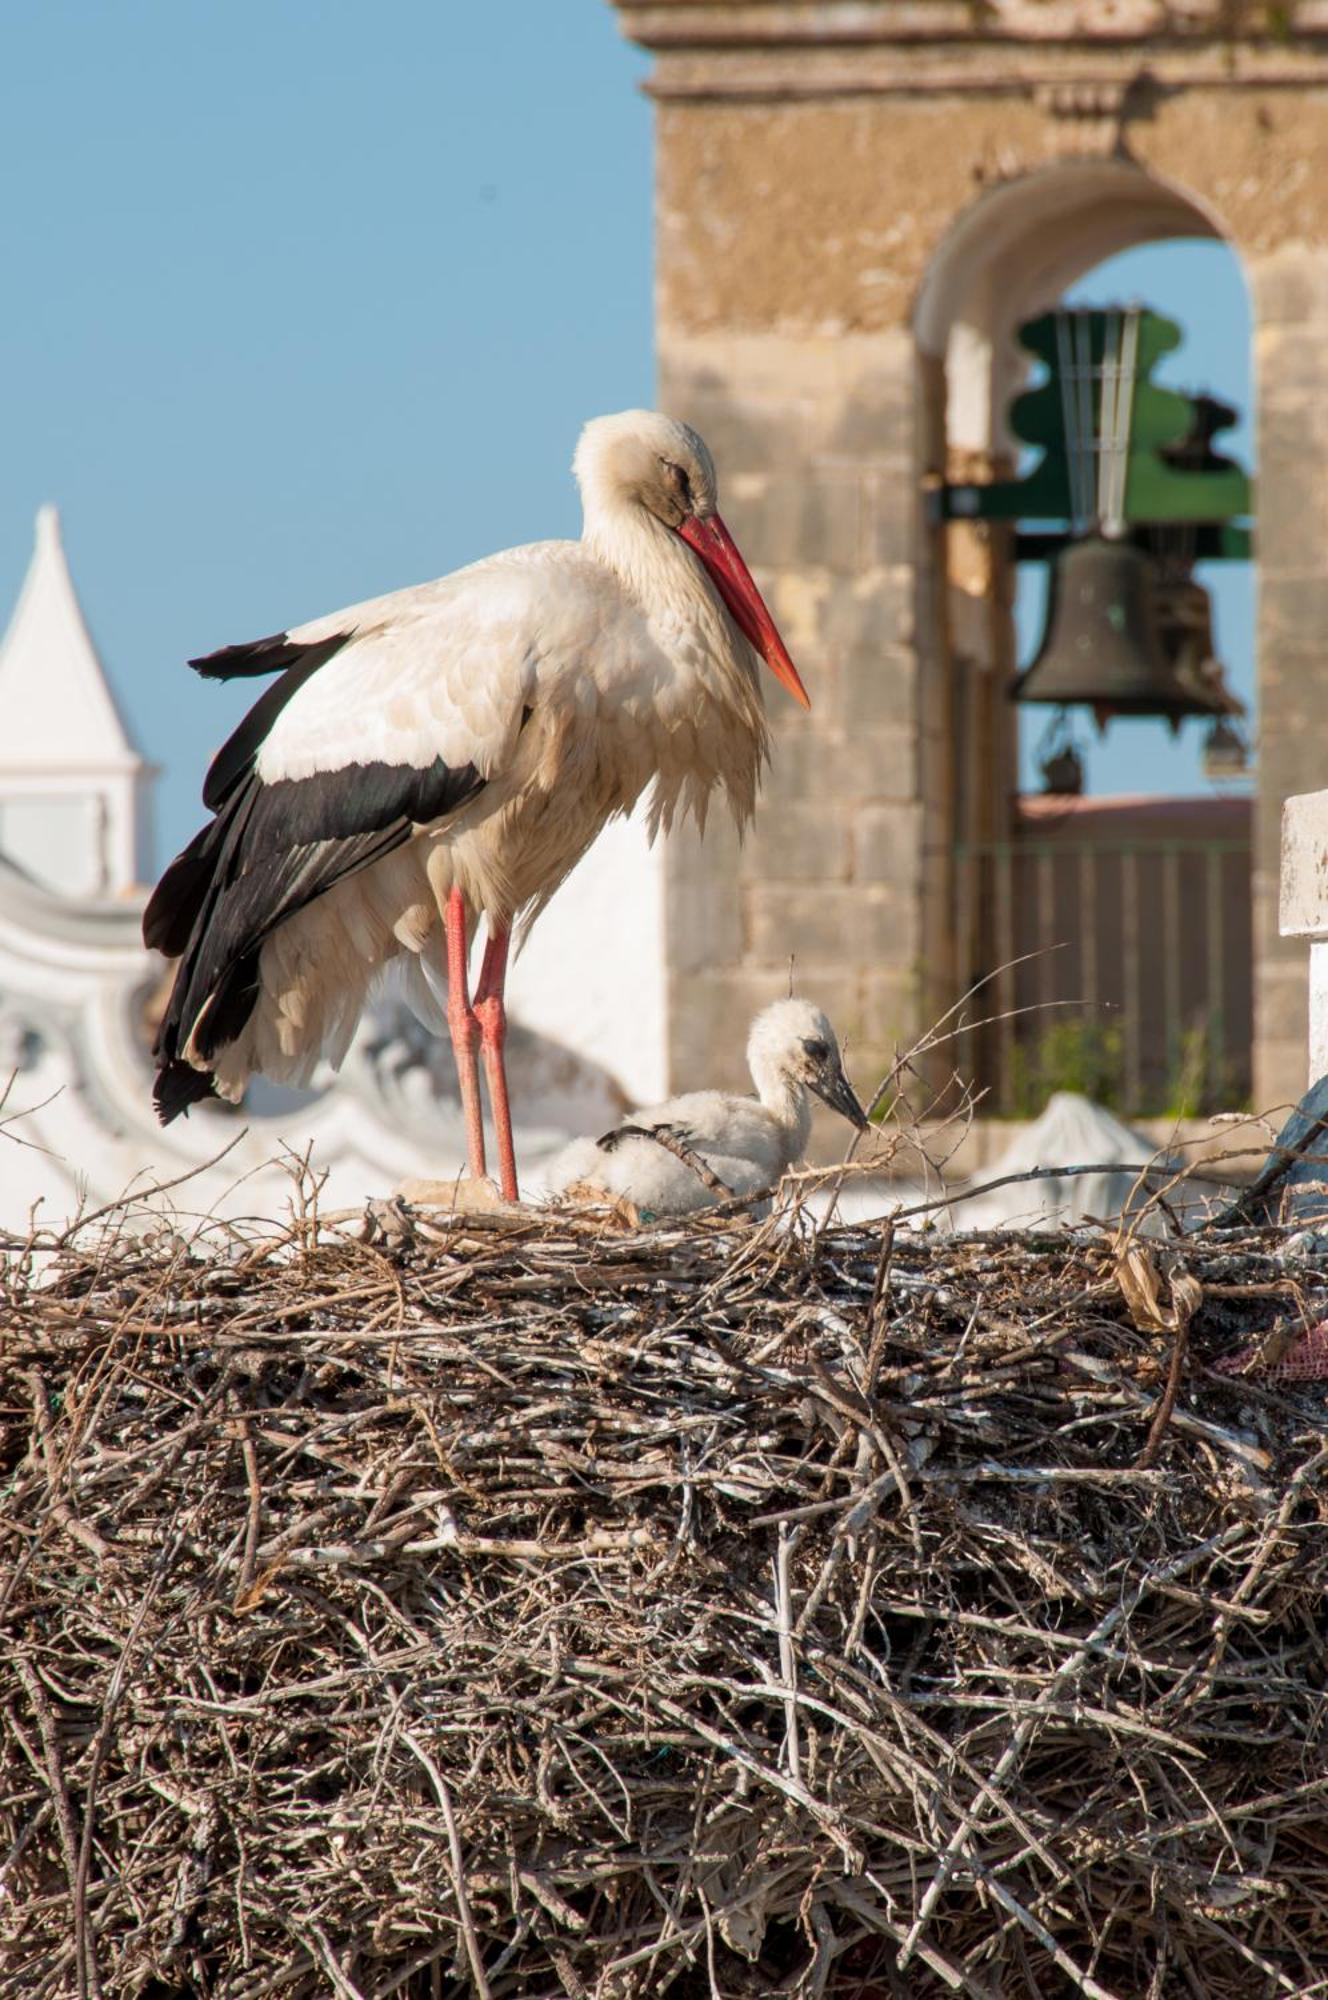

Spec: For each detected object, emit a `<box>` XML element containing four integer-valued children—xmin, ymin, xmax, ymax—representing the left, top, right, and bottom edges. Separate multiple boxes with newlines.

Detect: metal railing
<box><xmin>953</xmin><ymin>835</ymin><xmax>1251</xmax><ymax>1116</ymax></box>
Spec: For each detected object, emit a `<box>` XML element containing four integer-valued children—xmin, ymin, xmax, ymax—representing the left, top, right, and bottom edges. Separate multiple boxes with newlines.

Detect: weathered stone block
<box><xmin>1281</xmin><ymin>791</ymin><xmax>1328</xmax><ymax>939</ymax></box>
<box><xmin>722</xmin><ymin>462</ymin><xmax>914</xmax><ymax>575</ymax></box>
<box><xmin>744</xmin><ymin>882</ymin><xmax>914</xmax><ymax>968</ymax></box>
<box><xmin>840</xmin><ymin>645</ymin><xmax>918</xmax><ymax>732</ymax></box>
<box><xmin>1257</xmin><ymin>722</ymin><xmax>1328</xmax><ymax>820</ymax></box>
<box><xmin>657</xmin><ymin>377</ymin><xmax>811</xmax><ymax>477</ymax></box>
<box><xmin>860</xmin><ymin>469</ymin><xmax>919</xmax><ymax>569</ymax></box>
<box><xmin>667</xmin><ymin>967</ymin><xmax>860</xmax><ymax>1095</ymax></box>
<box><xmin>827</xmin><ymin>368</ymin><xmax>918</xmax><ymax>467</ymax></box>
<box><xmin>829</xmin><ymin>610</ymin><xmax>919</xmax><ymax>733</ymax></box>
<box><xmin>1255</xmin><ymin>409</ymin><xmax>1328</xmax><ymax>574</ymax></box>
<box><xmin>665</xmin><ymin>971</ymin><xmax>777</xmax><ymax>1094</ymax></box>
<box><xmin>763</xmin><ymin>723</ymin><xmax>917</xmax><ymax>806</ymax></box>
<box><xmin>760</xmin><ymin>721</ymin><xmax>843</xmax><ymax>805</ymax></box>
<box><xmin>728</xmin><ymin>465</ymin><xmax>866</xmax><ymax>573</ymax></box>
<box><xmin>1251</xmin><ymin>248</ymin><xmax>1328</xmax><ymax>333</ymax></box>
<box><xmin>855</xmin><ymin>967</ymin><xmax>919</xmax><ymax>1051</ymax></box>
<box><xmin>1254</xmin><ymin>958</ymin><xmax>1310</xmax><ymax>1048</ymax></box>
<box><xmin>836</xmin><ymin>725</ymin><xmax>918</xmax><ymax>803</ymax></box>
<box><xmin>852</xmin><ymin>801</ymin><xmax>924</xmax><ymax>886</ymax></box>
<box><xmin>1260</xmin><ymin>578</ymin><xmax>1328</xmax><ymax>648</ymax></box>
<box><xmin>661</xmin><ymin>330</ymin><xmax>915</xmax><ymax>447</ymax></box>
<box><xmin>759</xmin><ymin>567</ymin><xmax>835</xmax><ymax>675</ymax></box>
<box><xmin>1254</xmin><ymin>1042</ymin><xmax>1310</xmax><ymax>1115</ymax></box>
<box><xmin>819</xmin><ymin>565</ymin><xmax>913</xmax><ymax>647</ymax></box>
<box><xmin>665</xmin><ymin>819</ymin><xmax>744</xmax><ymax>975</ymax></box>
<box><xmin>1255</xmin><ymin>325</ymin><xmax>1328</xmax><ymax>400</ymax></box>
<box><xmin>744</xmin><ymin>800</ymin><xmax>852</xmax><ymax>884</ymax></box>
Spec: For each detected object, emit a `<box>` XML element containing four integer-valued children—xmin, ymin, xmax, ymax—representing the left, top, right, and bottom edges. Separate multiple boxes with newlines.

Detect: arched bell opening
<box><xmin>1012</xmin><ymin>239</ymin><xmax>1254</xmax><ymax>802</ymax></box>
<box><xmin>914</xmin><ymin>162</ymin><xmax>1254</xmax><ymax>1120</ymax></box>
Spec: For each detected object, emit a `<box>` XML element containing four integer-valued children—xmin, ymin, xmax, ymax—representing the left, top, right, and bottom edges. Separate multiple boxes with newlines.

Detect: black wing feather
<box><xmin>149</xmin><ymin>737</ymin><xmax>487</xmax><ymax>1123</ymax></box>
<box><xmin>151</xmin><ymin>762</ymin><xmax>485</xmax><ymax>1121</ymax></box>
<box><xmin>145</xmin><ymin>612</ymin><xmax>522</xmax><ymax>1122</ymax></box>
<box><xmin>167</xmin><ymin>758</ymin><xmax>484</xmax><ymax>1061</ymax></box>
<box><xmin>190</xmin><ymin>630</ymin><xmax>330</xmax><ymax>680</ymax></box>
<box><xmin>143</xmin><ymin>629</ymin><xmax>354</xmax><ymax>948</ymax></box>
<box><xmin>142</xmin><ymin>818</ymin><xmax>225</xmax><ymax>957</ymax></box>
<box><xmin>203</xmin><ymin>633</ymin><xmax>351</xmax><ymax>810</ymax></box>
<box><xmin>172</xmin><ymin>812</ymin><xmax>416</xmax><ymax>1064</ymax></box>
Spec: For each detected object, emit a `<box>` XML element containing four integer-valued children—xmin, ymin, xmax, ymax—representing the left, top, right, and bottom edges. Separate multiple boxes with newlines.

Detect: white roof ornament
<box><xmin>0</xmin><ymin>506</ymin><xmax>152</xmax><ymax>899</ymax></box>
<box><xmin>0</xmin><ymin>505</ymin><xmax>144</xmax><ymax>775</ymax></box>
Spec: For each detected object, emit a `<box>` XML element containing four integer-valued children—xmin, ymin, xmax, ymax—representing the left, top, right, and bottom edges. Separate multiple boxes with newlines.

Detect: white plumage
<box><xmin>251</xmin><ymin>539</ymin><xmax>756</xmax><ymax>997</ymax></box>
<box><xmin>146</xmin><ymin>411</ymin><xmax>809</xmax><ymax>1200</ymax></box>
<box><xmin>546</xmin><ymin>999</ymin><xmax>867</xmax><ymax>1217</ymax></box>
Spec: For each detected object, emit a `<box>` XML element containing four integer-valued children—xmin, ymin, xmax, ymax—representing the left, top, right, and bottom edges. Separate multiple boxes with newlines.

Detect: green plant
<box><xmin>1156</xmin><ymin>1015</ymin><xmax>1250</xmax><ymax>1122</ymax></box>
<box><xmin>1007</xmin><ymin>1015</ymin><xmax>1126</xmax><ymax>1118</ymax></box>
<box><xmin>1160</xmin><ymin>1020</ymin><xmax>1210</xmax><ymax>1123</ymax></box>
<box><xmin>1267</xmin><ymin>4</ymin><xmax>1296</xmax><ymax>47</ymax></box>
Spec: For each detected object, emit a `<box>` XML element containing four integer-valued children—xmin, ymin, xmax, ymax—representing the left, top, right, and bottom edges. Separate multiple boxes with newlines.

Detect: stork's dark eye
<box><xmin>661</xmin><ymin>459</ymin><xmax>693</xmax><ymax>511</ymax></box>
<box><xmin>802</xmin><ymin>1038</ymin><xmax>828</xmax><ymax>1061</ymax></box>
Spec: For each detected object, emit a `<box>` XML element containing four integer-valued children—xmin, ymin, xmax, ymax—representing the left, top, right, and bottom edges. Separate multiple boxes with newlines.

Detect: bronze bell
<box><xmin>1014</xmin><ymin>536</ymin><xmax>1224</xmax><ymax>729</ymax></box>
<box><xmin>1040</xmin><ymin>744</ymin><xmax>1085</xmax><ymax>795</ymax></box>
<box><xmin>1202</xmin><ymin>717</ymin><xmax>1250</xmax><ymax>781</ymax></box>
<box><xmin>1150</xmin><ymin>570</ymin><xmax>1239</xmax><ymax>717</ymax></box>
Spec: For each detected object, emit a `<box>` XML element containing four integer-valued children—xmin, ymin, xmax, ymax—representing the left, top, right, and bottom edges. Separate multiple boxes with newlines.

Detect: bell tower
<box><xmin>612</xmin><ymin>0</ymin><xmax>1328</xmax><ymax>1115</ymax></box>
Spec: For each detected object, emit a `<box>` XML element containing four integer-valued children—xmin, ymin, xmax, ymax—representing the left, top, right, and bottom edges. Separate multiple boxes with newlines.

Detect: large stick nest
<box><xmin>3</xmin><ymin>1191</ymin><xmax>1327</xmax><ymax>1999</ymax></box>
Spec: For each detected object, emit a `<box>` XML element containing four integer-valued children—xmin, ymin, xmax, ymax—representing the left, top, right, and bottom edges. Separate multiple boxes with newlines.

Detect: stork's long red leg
<box><xmin>443</xmin><ymin>887</ymin><xmax>487</xmax><ymax>1182</ymax></box>
<box><xmin>474</xmin><ymin>925</ymin><xmax>517</xmax><ymax>1202</ymax></box>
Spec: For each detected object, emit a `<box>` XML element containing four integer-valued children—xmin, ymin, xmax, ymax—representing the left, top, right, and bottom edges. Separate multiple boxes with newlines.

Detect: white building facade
<box><xmin>0</xmin><ymin>510</ymin><xmax>651</xmax><ymax>1232</ymax></box>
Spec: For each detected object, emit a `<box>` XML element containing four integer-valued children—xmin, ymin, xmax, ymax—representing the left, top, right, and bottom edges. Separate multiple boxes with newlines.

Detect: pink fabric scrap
<box><xmin>1215</xmin><ymin>1320</ymin><xmax>1328</xmax><ymax>1383</ymax></box>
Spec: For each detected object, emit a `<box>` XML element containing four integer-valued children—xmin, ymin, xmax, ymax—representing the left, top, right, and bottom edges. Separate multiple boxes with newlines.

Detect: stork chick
<box><xmin>547</xmin><ymin>999</ymin><xmax>867</xmax><ymax>1217</ymax></box>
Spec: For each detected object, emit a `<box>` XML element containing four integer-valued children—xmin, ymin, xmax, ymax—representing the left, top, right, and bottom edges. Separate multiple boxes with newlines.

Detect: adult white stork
<box><xmin>144</xmin><ymin>410</ymin><xmax>809</xmax><ymax>1199</ymax></box>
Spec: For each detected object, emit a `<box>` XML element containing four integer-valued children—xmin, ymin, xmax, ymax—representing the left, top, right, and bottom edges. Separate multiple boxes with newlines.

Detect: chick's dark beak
<box><xmin>810</xmin><ymin>1059</ymin><xmax>869</xmax><ymax>1131</ymax></box>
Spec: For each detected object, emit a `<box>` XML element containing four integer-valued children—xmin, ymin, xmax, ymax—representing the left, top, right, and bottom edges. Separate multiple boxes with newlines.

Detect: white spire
<box><xmin>0</xmin><ymin>505</ymin><xmax>144</xmax><ymax>774</ymax></box>
<box><xmin>0</xmin><ymin>508</ymin><xmax>152</xmax><ymax>898</ymax></box>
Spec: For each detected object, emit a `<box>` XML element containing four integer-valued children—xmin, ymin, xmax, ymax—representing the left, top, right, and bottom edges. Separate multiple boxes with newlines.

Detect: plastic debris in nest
<box><xmin>944</xmin><ymin>1090</ymin><xmax>1205</xmax><ymax>1234</ymax></box>
<box><xmin>1218</xmin><ymin>1070</ymin><xmax>1328</xmax><ymax>1250</ymax></box>
<box><xmin>1214</xmin><ymin>1316</ymin><xmax>1328</xmax><ymax>1383</ymax></box>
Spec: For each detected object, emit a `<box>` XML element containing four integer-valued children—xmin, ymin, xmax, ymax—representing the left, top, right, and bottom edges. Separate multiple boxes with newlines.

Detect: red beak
<box><xmin>677</xmin><ymin>512</ymin><xmax>811</xmax><ymax>711</ymax></box>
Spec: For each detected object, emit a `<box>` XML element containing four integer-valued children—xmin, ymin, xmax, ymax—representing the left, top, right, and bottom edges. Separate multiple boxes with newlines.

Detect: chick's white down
<box><xmin>547</xmin><ymin>998</ymin><xmax>866</xmax><ymax>1216</ymax></box>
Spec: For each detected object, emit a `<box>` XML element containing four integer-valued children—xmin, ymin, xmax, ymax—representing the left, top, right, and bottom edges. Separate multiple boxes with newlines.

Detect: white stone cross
<box><xmin>1281</xmin><ymin>791</ymin><xmax>1328</xmax><ymax>1089</ymax></box>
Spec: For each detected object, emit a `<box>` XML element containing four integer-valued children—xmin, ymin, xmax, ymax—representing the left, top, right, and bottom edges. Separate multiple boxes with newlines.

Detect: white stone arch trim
<box><xmin>913</xmin><ymin>158</ymin><xmax>1237</xmax><ymax>458</ymax></box>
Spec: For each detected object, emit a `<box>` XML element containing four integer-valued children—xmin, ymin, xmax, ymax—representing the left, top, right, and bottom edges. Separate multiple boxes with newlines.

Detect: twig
<box><xmin>625</xmin><ymin>1123</ymin><xmax>736</xmax><ymax>1200</ymax></box>
<box><xmin>1134</xmin><ymin>1318</ymin><xmax>1190</xmax><ymax>1470</ymax></box>
<box><xmin>897</xmin><ymin>1521</ymin><xmax>1252</xmax><ymax>1968</ymax></box>
<box><xmin>402</xmin><ymin>1730</ymin><xmax>494</xmax><ymax>2000</ymax></box>
<box><xmin>16</xmin><ymin>1655</ymin><xmax>101</xmax><ymax>2000</ymax></box>
<box><xmin>774</xmin><ymin>1521</ymin><xmax>801</xmax><ymax>1784</ymax></box>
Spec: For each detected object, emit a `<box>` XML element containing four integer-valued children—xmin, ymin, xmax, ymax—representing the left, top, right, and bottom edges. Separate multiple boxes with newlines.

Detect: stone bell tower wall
<box><xmin>614</xmin><ymin>0</ymin><xmax>1328</xmax><ymax>1113</ymax></box>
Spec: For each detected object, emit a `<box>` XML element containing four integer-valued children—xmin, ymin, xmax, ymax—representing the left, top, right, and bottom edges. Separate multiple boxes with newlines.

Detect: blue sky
<box><xmin>0</xmin><ymin>3</ymin><xmax>652</xmax><ymax>860</ymax></box>
<box><xmin>1</xmin><ymin>4</ymin><xmax>1252</xmax><ymax>863</ymax></box>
